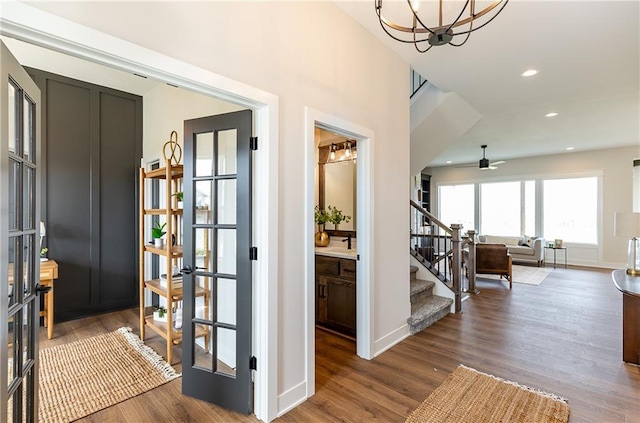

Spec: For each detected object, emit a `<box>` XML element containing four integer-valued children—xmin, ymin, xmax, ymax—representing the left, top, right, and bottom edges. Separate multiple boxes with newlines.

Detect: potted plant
<box><xmin>152</xmin><ymin>221</ymin><xmax>167</xmax><ymax>248</ymax></box>
<box><xmin>327</xmin><ymin>205</ymin><xmax>351</xmax><ymax>230</ymax></box>
<box><xmin>153</xmin><ymin>306</ymin><xmax>167</xmax><ymax>322</ymax></box>
<box><xmin>40</xmin><ymin>247</ymin><xmax>49</xmax><ymax>262</ymax></box>
<box><xmin>314</xmin><ymin>206</ymin><xmax>330</xmax><ymax>247</ymax></box>
<box><xmin>172</xmin><ymin>191</ymin><xmax>184</xmax><ymax>209</ymax></box>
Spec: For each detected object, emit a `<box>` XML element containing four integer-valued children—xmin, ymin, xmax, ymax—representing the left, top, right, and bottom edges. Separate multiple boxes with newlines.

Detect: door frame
<box><xmin>303</xmin><ymin>108</ymin><xmax>374</xmax><ymax>399</ymax></box>
<box><xmin>0</xmin><ymin>3</ymin><xmax>279</xmax><ymax>421</ymax></box>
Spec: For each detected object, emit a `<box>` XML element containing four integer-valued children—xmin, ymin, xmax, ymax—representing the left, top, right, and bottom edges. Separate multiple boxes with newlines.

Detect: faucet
<box><xmin>342</xmin><ymin>235</ymin><xmax>352</xmax><ymax>250</ymax></box>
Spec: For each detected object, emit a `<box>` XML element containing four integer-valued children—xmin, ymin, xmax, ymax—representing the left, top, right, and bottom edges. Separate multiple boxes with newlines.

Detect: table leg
<box><xmin>46</xmin><ymin>284</ymin><xmax>54</xmax><ymax>339</ymax></box>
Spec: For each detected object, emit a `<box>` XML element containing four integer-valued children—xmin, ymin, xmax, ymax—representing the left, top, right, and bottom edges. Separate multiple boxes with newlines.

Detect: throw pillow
<box><xmin>524</xmin><ymin>235</ymin><xmax>535</xmax><ymax>247</ymax></box>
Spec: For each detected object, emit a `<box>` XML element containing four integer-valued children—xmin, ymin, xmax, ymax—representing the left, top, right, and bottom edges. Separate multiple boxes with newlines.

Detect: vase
<box><xmin>315</xmin><ymin>224</ymin><xmax>330</xmax><ymax>247</ymax></box>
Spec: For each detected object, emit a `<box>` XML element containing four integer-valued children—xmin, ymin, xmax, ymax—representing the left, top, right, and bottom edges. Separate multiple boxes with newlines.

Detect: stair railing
<box><xmin>410</xmin><ymin>200</ymin><xmax>466</xmax><ymax>312</ymax></box>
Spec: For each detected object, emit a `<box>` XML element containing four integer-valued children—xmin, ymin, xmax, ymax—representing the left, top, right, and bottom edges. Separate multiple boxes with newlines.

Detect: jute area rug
<box><xmin>39</xmin><ymin>327</ymin><xmax>180</xmax><ymax>423</ymax></box>
<box><xmin>406</xmin><ymin>365</ymin><xmax>569</xmax><ymax>423</ymax></box>
<box><xmin>478</xmin><ymin>265</ymin><xmax>553</xmax><ymax>286</ymax></box>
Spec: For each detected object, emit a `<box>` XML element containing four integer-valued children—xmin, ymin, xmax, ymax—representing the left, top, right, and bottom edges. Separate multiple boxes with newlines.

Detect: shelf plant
<box><xmin>152</xmin><ymin>221</ymin><xmax>167</xmax><ymax>247</ymax></box>
<box><xmin>326</xmin><ymin>205</ymin><xmax>351</xmax><ymax>230</ymax></box>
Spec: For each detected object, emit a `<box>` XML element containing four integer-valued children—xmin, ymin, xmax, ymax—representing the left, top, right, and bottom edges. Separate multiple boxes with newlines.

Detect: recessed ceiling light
<box><xmin>566</xmin><ymin>147</ymin><xmax>574</xmax><ymax>151</ymax></box>
<box><xmin>446</xmin><ymin>160</ymin><xmax>452</xmax><ymax>164</ymax></box>
<box><xmin>545</xmin><ymin>112</ymin><xmax>559</xmax><ymax>118</ymax></box>
<box><xmin>521</xmin><ymin>69</ymin><xmax>538</xmax><ymax>77</ymax></box>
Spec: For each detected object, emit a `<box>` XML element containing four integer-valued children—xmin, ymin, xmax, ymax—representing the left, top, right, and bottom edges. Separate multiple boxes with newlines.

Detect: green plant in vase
<box><xmin>314</xmin><ymin>206</ymin><xmax>330</xmax><ymax>247</ymax></box>
<box><xmin>172</xmin><ymin>191</ymin><xmax>184</xmax><ymax>208</ymax></box>
<box><xmin>152</xmin><ymin>221</ymin><xmax>167</xmax><ymax>248</ymax></box>
<box><xmin>327</xmin><ymin>205</ymin><xmax>351</xmax><ymax>230</ymax></box>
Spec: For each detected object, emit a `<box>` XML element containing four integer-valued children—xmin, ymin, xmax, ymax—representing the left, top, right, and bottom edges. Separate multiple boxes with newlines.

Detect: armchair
<box><xmin>476</xmin><ymin>243</ymin><xmax>513</xmax><ymax>289</ymax></box>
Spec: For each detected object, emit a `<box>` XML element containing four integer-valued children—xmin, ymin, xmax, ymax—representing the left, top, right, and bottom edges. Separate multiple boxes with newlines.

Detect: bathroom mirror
<box><xmin>317</xmin><ymin>138</ymin><xmax>357</xmax><ymax>234</ymax></box>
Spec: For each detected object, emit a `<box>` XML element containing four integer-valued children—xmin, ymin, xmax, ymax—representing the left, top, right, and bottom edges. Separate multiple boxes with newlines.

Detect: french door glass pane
<box><xmin>217</xmin><ymin>130</ymin><xmax>237</xmax><ymax>175</ymax></box>
<box><xmin>22</xmin><ymin>302</ymin><xmax>33</xmax><ymax>369</ymax></box>
<box><xmin>194</xmin><ymin>228</ymin><xmax>212</xmax><ymax>271</ymax></box>
<box><xmin>195</xmin><ymin>276</ymin><xmax>213</xmax><ymax>322</ymax></box>
<box><xmin>217</xmin><ymin>180</ymin><xmax>236</xmax><ymax>225</ymax></box>
<box><xmin>23</xmin><ymin>235</ymin><xmax>34</xmax><ymax>296</ymax></box>
<box><xmin>8</xmin><ymin>81</ymin><xmax>17</xmax><ymax>154</ymax></box>
<box><xmin>9</xmin><ymin>160</ymin><xmax>20</xmax><ymax>231</ymax></box>
<box><xmin>23</xmin><ymin>96</ymin><xmax>34</xmax><ymax>162</ymax></box>
<box><xmin>8</xmin><ymin>237</ymin><xmax>18</xmax><ymax>308</ymax></box>
<box><xmin>24</xmin><ymin>167</ymin><xmax>34</xmax><ymax>230</ymax></box>
<box><xmin>194</xmin><ymin>332</ymin><xmax>213</xmax><ymax>372</ymax></box>
<box><xmin>195</xmin><ymin>132</ymin><xmax>214</xmax><ymax>177</ymax></box>
<box><xmin>217</xmin><ymin>229</ymin><xmax>236</xmax><ymax>275</ymax></box>
<box><xmin>217</xmin><ymin>278</ymin><xmax>236</xmax><ymax>326</ymax></box>
<box><xmin>7</xmin><ymin>315</ymin><xmax>17</xmax><ymax>387</ymax></box>
<box><xmin>216</xmin><ymin>327</ymin><xmax>236</xmax><ymax>378</ymax></box>
<box><xmin>195</xmin><ymin>180</ymin><xmax>212</xmax><ymax>211</ymax></box>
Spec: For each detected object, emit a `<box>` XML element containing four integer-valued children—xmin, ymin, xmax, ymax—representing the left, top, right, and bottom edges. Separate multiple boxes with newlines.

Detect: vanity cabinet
<box><xmin>315</xmin><ymin>255</ymin><xmax>356</xmax><ymax>338</ymax></box>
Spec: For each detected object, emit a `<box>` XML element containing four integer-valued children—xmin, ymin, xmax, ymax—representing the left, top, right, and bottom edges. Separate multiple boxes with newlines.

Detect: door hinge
<box><xmin>250</xmin><ymin>136</ymin><xmax>258</xmax><ymax>151</ymax></box>
<box><xmin>250</xmin><ymin>356</ymin><xmax>257</xmax><ymax>371</ymax></box>
<box><xmin>250</xmin><ymin>246</ymin><xmax>258</xmax><ymax>261</ymax></box>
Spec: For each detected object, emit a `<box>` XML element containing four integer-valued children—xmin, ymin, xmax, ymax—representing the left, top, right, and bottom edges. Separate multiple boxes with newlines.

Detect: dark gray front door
<box><xmin>182</xmin><ymin>110</ymin><xmax>253</xmax><ymax>413</ymax></box>
<box><xmin>1</xmin><ymin>41</ymin><xmax>42</xmax><ymax>422</ymax></box>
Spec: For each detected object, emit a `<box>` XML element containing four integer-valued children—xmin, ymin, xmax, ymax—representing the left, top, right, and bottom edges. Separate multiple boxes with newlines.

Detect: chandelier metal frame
<box><xmin>375</xmin><ymin>0</ymin><xmax>509</xmax><ymax>53</ymax></box>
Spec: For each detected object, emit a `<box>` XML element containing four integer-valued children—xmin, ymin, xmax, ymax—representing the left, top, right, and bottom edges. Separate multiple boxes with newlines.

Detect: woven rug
<box><xmin>406</xmin><ymin>365</ymin><xmax>569</xmax><ymax>423</ymax></box>
<box><xmin>39</xmin><ymin>327</ymin><xmax>180</xmax><ymax>423</ymax></box>
<box><xmin>478</xmin><ymin>265</ymin><xmax>553</xmax><ymax>286</ymax></box>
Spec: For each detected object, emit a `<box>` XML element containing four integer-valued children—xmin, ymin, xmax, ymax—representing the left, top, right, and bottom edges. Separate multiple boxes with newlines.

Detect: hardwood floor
<box><xmin>39</xmin><ymin>266</ymin><xmax>640</xmax><ymax>422</ymax></box>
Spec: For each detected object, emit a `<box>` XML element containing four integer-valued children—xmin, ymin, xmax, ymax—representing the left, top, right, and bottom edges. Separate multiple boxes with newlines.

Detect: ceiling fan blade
<box><xmin>490</xmin><ymin>160</ymin><xmax>505</xmax><ymax>166</ymax></box>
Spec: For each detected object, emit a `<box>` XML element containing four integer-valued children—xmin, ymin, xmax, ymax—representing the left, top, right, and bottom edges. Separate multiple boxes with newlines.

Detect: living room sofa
<box><xmin>478</xmin><ymin>235</ymin><xmax>545</xmax><ymax>266</ymax></box>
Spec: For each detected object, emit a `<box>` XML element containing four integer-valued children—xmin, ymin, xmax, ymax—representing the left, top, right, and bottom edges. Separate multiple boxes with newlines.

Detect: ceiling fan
<box><xmin>457</xmin><ymin>145</ymin><xmax>505</xmax><ymax>170</ymax></box>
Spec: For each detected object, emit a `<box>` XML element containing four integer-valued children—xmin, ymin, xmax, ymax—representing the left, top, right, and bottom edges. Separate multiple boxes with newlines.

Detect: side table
<box><xmin>544</xmin><ymin>246</ymin><xmax>567</xmax><ymax>269</ymax></box>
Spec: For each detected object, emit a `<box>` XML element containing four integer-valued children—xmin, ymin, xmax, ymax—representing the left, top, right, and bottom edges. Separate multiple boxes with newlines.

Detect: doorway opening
<box><xmin>1</xmin><ymin>8</ymin><xmax>279</xmax><ymax>420</ymax></box>
<box><xmin>304</xmin><ymin>108</ymin><xmax>374</xmax><ymax>400</ymax></box>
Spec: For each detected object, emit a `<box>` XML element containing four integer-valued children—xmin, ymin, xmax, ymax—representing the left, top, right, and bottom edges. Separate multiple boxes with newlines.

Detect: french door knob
<box><xmin>181</xmin><ymin>265</ymin><xmax>193</xmax><ymax>274</ymax></box>
<box><xmin>35</xmin><ymin>284</ymin><xmax>52</xmax><ymax>295</ymax></box>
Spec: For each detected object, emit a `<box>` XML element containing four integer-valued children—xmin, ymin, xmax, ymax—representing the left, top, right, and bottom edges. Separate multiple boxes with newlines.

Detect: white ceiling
<box><xmin>335</xmin><ymin>0</ymin><xmax>640</xmax><ymax>167</ymax></box>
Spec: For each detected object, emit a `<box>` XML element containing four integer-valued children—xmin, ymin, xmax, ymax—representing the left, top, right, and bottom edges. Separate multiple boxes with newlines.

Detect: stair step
<box><xmin>410</xmin><ymin>278</ymin><xmax>435</xmax><ymax>297</ymax></box>
<box><xmin>407</xmin><ymin>295</ymin><xmax>453</xmax><ymax>335</ymax></box>
<box><xmin>410</xmin><ymin>265</ymin><xmax>419</xmax><ymax>282</ymax></box>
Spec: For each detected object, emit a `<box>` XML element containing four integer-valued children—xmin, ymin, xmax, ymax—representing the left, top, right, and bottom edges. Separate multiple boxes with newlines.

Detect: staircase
<box><xmin>408</xmin><ymin>265</ymin><xmax>453</xmax><ymax>335</ymax></box>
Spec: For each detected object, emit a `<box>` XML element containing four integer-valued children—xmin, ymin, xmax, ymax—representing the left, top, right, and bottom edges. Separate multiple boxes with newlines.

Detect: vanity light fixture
<box><xmin>375</xmin><ymin>0</ymin><xmax>509</xmax><ymax>53</ymax></box>
<box><xmin>344</xmin><ymin>141</ymin><xmax>352</xmax><ymax>158</ymax></box>
<box><xmin>329</xmin><ymin>143</ymin><xmax>337</xmax><ymax>161</ymax></box>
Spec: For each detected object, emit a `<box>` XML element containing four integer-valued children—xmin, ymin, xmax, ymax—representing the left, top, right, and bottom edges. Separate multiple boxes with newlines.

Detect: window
<box><xmin>543</xmin><ymin>177</ymin><xmax>598</xmax><ymax>244</ymax></box>
<box><xmin>480</xmin><ymin>181</ymin><xmax>520</xmax><ymax>235</ymax></box>
<box><xmin>438</xmin><ymin>184</ymin><xmax>474</xmax><ymax>233</ymax></box>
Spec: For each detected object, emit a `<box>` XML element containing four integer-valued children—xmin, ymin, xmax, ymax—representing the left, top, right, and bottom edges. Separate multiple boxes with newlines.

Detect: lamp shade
<box><xmin>614</xmin><ymin>212</ymin><xmax>640</xmax><ymax>238</ymax></box>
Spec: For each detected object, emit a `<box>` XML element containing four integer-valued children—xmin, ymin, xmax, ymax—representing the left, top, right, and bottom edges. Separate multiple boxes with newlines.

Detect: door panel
<box><xmin>1</xmin><ymin>40</ymin><xmax>42</xmax><ymax>423</ymax></box>
<box><xmin>182</xmin><ymin>110</ymin><xmax>253</xmax><ymax>414</ymax></box>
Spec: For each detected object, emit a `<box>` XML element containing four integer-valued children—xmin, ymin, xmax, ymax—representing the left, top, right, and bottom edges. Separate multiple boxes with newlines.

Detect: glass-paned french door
<box><xmin>182</xmin><ymin>110</ymin><xmax>253</xmax><ymax>414</ymax></box>
<box><xmin>1</xmin><ymin>41</ymin><xmax>42</xmax><ymax>422</ymax></box>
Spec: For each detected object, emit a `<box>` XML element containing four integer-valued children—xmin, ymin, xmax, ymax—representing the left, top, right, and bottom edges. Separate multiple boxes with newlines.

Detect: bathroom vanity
<box><xmin>315</xmin><ymin>252</ymin><xmax>356</xmax><ymax>339</ymax></box>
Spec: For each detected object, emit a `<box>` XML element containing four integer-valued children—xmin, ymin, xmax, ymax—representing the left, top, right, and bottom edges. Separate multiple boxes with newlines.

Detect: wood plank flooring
<box><xmin>39</xmin><ymin>266</ymin><xmax>640</xmax><ymax>422</ymax></box>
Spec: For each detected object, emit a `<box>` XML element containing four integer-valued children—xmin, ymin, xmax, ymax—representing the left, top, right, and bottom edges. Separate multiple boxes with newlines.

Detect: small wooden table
<box><xmin>39</xmin><ymin>260</ymin><xmax>58</xmax><ymax>339</ymax></box>
<box><xmin>612</xmin><ymin>269</ymin><xmax>640</xmax><ymax>365</ymax></box>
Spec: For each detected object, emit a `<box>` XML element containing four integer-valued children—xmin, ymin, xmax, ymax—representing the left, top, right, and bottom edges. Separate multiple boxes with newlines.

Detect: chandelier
<box><xmin>375</xmin><ymin>0</ymin><xmax>509</xmax><ymax>53</ymax></box>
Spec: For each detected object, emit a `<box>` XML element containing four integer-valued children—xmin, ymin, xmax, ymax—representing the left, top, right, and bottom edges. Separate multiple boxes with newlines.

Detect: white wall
<box><xmin>143</xmin><ymin>84</ymin><xmax>243</xmax><ymax>163</ymax></box>
<box><xmin>426</xmin><ymin>145</ymin><xmax>640</xmax><ymax>268</ymax></box>
<box><xmin>28</xmin><ymin>1</ymin><xmax>411</xmax><ymax>416</ymax></box>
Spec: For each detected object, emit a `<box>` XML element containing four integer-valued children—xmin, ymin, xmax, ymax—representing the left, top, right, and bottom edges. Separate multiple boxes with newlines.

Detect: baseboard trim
<box><xmin>277</xmin><ymin>380</ymin><xmax>307</xmax><ymax>418</ymax></box>
<box><xmin>373</xmin><ymin>324</ymin><xmax>411</xmax><ymax>358</ymax></box>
